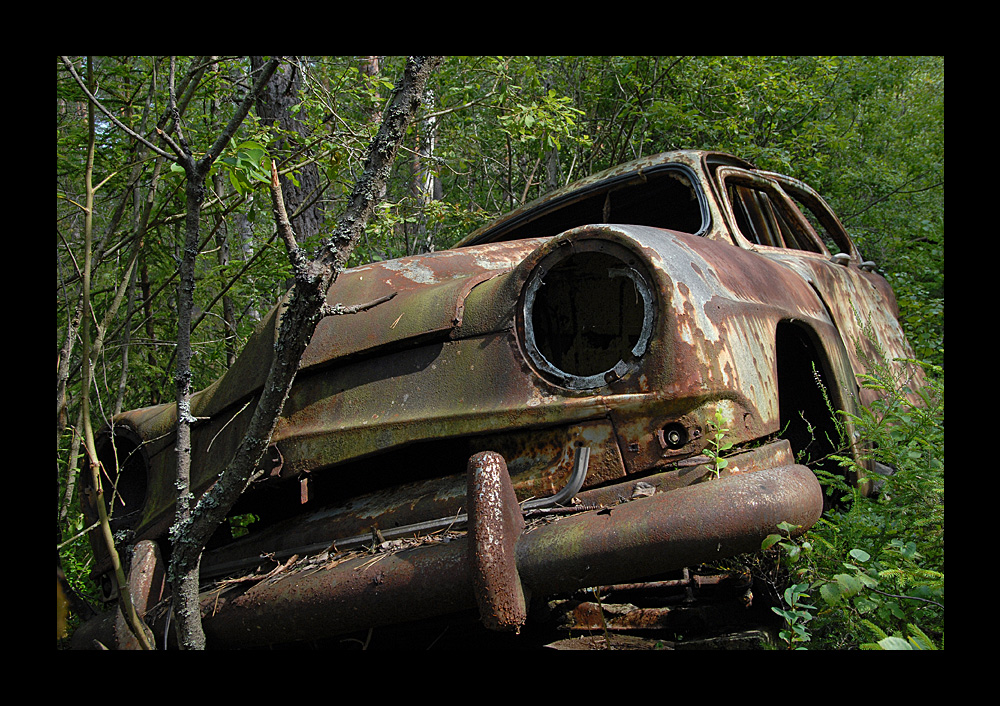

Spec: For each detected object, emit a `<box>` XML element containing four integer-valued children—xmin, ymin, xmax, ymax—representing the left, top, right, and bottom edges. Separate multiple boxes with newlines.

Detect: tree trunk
<box><xmin>209</xmin><ymin>59</ymin><xmax>239</xmax><ymax>367</ymax></box>
<box><xmin>360</xmin><ymin>56</ymin><xmax>382</xmax><ymax>126</ymax></box>
<box><xmin>168</xmin><ymin>57</ymin><xmax>281</xmax><ymax>650</ymax></box>
<box><xmin>412</xmin><ymin>88</ymin><xmax>440</xmax><ymax>253</ymax></box>
<box><xmin>251</xmin><ymin>56</ymin><xmax>325</xmax><ymax>246</ymax></box>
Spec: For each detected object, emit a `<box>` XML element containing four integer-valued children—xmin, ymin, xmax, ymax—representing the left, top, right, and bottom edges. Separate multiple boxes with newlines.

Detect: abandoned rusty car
<box><xmin>77</xmin><ymin>150</ymin><xmax>924</xmax><ymax>648</ymax></box>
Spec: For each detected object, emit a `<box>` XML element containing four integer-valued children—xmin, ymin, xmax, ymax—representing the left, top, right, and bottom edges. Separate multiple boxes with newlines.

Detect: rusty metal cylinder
<box><xmin>468</xmin><ymin>450</ymin><xmax>528</xmax><ymax>631</ymax></box>
<box><xmin>514</xmin><ymin>463</ymin><xmax>823</xmax><ymax>595</ymax></box>
<box><xmin>200</xmin><ymin>538</ymin><xmax>476</xmax><ymax>648</ymax></box>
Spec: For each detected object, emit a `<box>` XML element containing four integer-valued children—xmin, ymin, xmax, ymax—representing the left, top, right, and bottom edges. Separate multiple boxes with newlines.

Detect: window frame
<box><xmin>715</xmin><ymin>166</ymin><xmax>831</xmax><ymax>256</ymax></box>
<box><xmin>757</xmin><ymin>170</ymin><xmax>863</xmax><ymax>262</ymax></box>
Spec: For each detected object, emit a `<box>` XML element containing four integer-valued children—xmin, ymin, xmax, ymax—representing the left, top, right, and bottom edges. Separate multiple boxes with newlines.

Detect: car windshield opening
<box><xmin>483</xmin><ymin>167</ymin><xmax>706</xmax><ymax>242</ymax></box>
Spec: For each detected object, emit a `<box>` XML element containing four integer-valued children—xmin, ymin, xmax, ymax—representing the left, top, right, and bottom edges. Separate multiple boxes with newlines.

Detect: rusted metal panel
<box><xmin>191</xmin><ymin>238</ymin><xmax>551</xmax><ymax>421</ymax></box>
<box><xmin>261</xmin><ymin>223</ymin><xmax>842</xmax><ymax>486</ymax></box>
<box><xmin>711</xmin><ymin>164</ymin><xmax>924</xmax><ymax>405</ymax></box>
<box><xmin>200</xmin><ymin>425</ymin><xmax>603</xmax><ymax>581</ymax></box>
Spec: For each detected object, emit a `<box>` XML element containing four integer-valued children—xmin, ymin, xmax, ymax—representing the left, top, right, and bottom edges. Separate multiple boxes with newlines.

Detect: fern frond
<box><xmin>861</xmin><ymin>619</ymin><xmax>887</xmax><ymax>641</ymax></box>
<box><xmin>905</xmin><ymin>624</ymin><xmax>938</xmax><ymax>650</ymax></box>
<box><xmin>877</xmin><ymin>567</ymin><xmax>909</xmax><ymax>587</ymax></box>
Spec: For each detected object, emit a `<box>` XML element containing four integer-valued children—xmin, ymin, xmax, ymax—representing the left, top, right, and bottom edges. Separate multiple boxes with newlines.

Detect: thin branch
<box><xmin>269</xmin><ymin>160</ymin><xmax>307</xmax><ymax>275</ymax></box>
<box><xmin>867</xmin><ymin>586</ymin><xmax>945</xmax><ymax>611</ymax></box>
<box><xmin>59</xmin><ymin>56</ymin><xmax>177</xmax><ymax>162</ymax></box>
<box><xmin>321</xmin><ymin>292</ymin><xmax>397</xmax><ymax>317</ymax></box>
<box><xmin>77</xmin><ymin>56</ymin><xmax>153</xmax><ymax>650</ymax></box>
<box><xmin>842</xmin><ymin>174</ymin><xmax>945</xmax><ymax>224</ymax></box>
<box><xmin>201</xmin><ymin>58</ymin><xmax>281</xmax><ymax>171</ymax></box>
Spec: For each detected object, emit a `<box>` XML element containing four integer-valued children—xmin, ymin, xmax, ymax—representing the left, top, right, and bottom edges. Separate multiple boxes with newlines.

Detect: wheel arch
<box><xmin>774</xmin><ymin>319</ymin><xmax>871</xmax><ymax>497</ymax></box>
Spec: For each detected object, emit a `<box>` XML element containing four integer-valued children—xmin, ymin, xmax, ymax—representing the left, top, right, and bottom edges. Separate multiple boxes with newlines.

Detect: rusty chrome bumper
<box><xmin>72</xmin><ymin>441</ymin><xmax>822</xmax><ymax>649</ymax></box>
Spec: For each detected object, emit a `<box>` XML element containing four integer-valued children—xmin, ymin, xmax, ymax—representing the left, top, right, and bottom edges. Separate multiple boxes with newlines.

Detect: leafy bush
<box><xmin>765</xmin><ymin>355</ymin><xmax>943</xmax><ymax>649</ymax></box>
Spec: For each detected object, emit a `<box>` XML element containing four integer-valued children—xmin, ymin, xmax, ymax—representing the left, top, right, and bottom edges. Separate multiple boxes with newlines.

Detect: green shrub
<box><xmin>764</xmin><ymin>353</ymin><xmax>943</xmax><ymax>649</ymax></box>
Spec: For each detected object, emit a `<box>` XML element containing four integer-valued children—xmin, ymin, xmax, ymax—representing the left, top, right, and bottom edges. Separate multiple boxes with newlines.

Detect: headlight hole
<box><xmin>523</xmin><ymin>243</ymin><xmax>654</xmax><ymax>389</ymax></box>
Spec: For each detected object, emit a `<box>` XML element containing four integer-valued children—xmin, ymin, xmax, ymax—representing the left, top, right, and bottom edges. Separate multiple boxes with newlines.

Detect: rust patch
<box><xmin>468</xmin><ymin>451</ymin><xmax>528</xmax><ymax>631</ymax></box>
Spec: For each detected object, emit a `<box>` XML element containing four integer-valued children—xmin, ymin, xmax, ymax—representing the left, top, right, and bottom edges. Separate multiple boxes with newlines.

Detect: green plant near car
<box><xmin>704</xmin><ymin>407</ymin><xmax>734</xmax><ymax>479</ymax></box>
<box><xmin>763</xmin><ymin>351</ymin><xmax>943</xmax><ymax>650</ymax></box>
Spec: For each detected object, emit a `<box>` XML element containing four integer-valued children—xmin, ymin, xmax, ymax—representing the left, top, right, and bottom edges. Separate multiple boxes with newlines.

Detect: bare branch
<box><xmin>269</xmin><ymin>160</ymin><xmax>307</xmax><ymax>275</ymax></box>
<box><xmin>321</xmin><ymin>292</ymin><xmax>397</xmax><ymax>317</ymax></box>
<box><xmin>59</xmin><ymin>56</ymin><xmax>177</xmax><ymax>162</ymax></box>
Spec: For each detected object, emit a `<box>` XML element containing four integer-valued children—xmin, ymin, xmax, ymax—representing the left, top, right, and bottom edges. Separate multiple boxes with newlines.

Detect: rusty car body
<box><xmin>77</xmin><ymin>150</ymin><xmax>924</xmax><ymax>648</ymax></box>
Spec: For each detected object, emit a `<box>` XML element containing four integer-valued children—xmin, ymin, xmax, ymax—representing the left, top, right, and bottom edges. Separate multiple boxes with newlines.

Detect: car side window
<box><xmin>727</xmin><ymin>184</ymin><xmax>770</xmax><ymax>246</ymax></box>
<box><xmin>758</xmin><ymin>172</ymin><xmax>859</xmax><ymax>260</ymax></box>
<box><xmin>725</xmin><ymin>181</ymin><xmax>822</xmax><ymax>254</ymax></box>
<box><xmin>466</xmin><ymin>165</ymin><xmax>707</xmax><ymax>245</ymax></box>
<box><xmin>784</xmin><ymin>191</ymin><xmax>849</xmax><ymax>257</ymax></box>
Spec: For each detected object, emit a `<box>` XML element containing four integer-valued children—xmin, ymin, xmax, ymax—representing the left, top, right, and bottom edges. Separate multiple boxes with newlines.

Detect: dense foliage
<box><xmin>56</xmin><ymin>56</ymin><xmax>943</xmax><ymax>646</ymax></box>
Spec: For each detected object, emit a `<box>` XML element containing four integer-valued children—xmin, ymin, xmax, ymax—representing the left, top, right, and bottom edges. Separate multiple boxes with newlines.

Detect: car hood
<box><xmin>117</xmin><ymin>238</ymin><xmax>551</xmax><ymax>436</ymax></box>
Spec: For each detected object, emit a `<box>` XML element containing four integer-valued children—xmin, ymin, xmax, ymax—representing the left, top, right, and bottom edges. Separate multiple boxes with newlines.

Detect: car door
<box><xmin>713</xmin><ymin>166</ymin><xmax>924</xmax><ymax>406</ymax></box>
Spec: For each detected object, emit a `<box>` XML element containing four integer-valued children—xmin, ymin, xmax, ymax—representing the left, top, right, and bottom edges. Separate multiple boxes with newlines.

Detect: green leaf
<box><xmin>776</xmin><ymin>521</ymin><xmax>801</xmax><ymax>535</ymax></box>
<box><xmin>898</xmin><ymin>541</ymin><xmax>919</xmax><ymax>560</ymax></box>
<box><xmin>820</xmin><ymin>582</ymin><xmax>842</xmax><ymax>605</ymax></box>
<box><xmin>855</xmin><ymin>572</ymin><xmax>880</xmax><ymax>589</ymax></box>
<box><xmin>762</xmin><ymin>533</ymin><xmax>783</xmax><ymax>551</ymax></box>
<box><xmin>849</xmin><ymin>548</ymin><xmax>871</xmax><ymax>563</ymax></box>
<box><xmin>237</xmin><ymin>140</ymin><xmax>267</xmax><ymax>154</ymax></box>
<box><xmin>783</xmin><ymin>544</ymin><xmax>801</xmax><ymax>564</ymax></box>
<box><xmin>834</xmin><ymin>573</ymin><xmax>864</xmax><ymax>598</ymax></box>
<box><xmin>878</xmin><ymin>636</ymin><xmax>913</xmax><ymax>650</ymax></box>
<box><xmin>853</xmin><ymin>596</ymin><xmax>878</xmax><ymax>614</ymax></box>
<box><xmin>228</xmin><ymin>169</ymin><xmax>249</xmax><ymax>196</ymax></box>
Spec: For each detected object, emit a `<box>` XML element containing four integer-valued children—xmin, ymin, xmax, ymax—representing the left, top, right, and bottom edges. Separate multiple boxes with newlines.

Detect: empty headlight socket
<box><xmin>519</xmin><ymin>238</ymin><xmax>656</xmax><ymax>391</ymax></box>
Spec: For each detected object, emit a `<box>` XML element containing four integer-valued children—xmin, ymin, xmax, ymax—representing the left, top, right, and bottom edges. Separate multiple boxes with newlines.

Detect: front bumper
<box><xmin>72</xmin><ymin>440</ymin><xmax>822</xmax><ymax>649</ymax></box>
